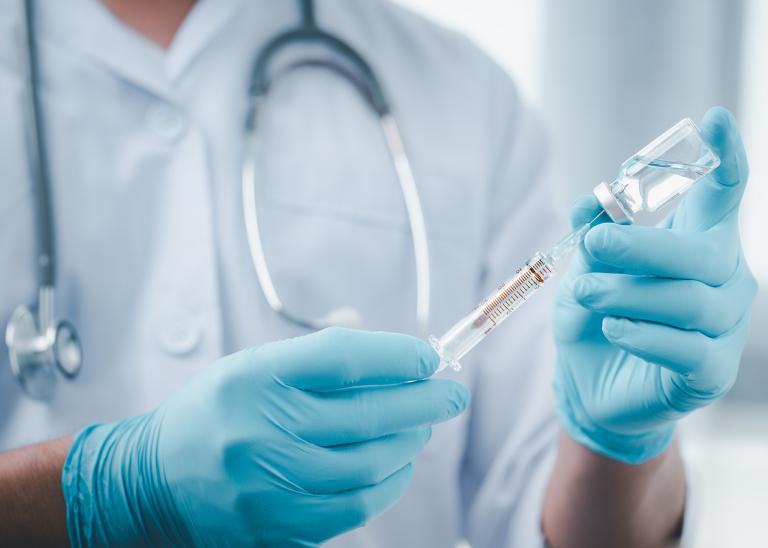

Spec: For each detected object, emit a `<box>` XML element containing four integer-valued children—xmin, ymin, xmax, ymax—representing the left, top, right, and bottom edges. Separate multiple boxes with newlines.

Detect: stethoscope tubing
<box><xmin>21</xmin><ymin>0</ymin><xmax>56</xmax><ymax>291</ymax></box>
<box><xmin>7</xmin><ymin>0</ymin><xmax>431</xmax><ymax>400</ymax></box>
<box><xmin>242</xmin><ymin>0</ymin><xmax>431</xmax><ymax>335</ymax></box>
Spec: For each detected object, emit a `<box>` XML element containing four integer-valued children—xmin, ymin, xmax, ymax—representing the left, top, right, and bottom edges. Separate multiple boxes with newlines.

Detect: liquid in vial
<box><xmin>612</xmin><ymin>157</ymin><xmax>712</xmax><ymax>215</ymax></box>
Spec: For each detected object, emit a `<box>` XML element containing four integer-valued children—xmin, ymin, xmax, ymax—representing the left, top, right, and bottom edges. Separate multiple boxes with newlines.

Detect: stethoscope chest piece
<box><xmin>5</xmin><ymin>303</ymin><xmax>82</xmax><ymax>400</ymax></box>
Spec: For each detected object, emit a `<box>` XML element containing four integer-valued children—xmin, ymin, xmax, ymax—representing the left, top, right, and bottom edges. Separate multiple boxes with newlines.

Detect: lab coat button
<box><xmin>157</xmin><ymin>315</ymin><xmax>202</xmax><ymax>356</ymax></box>
<box><xmin>146</xmin><ymin>103</ymin><xmax>187</xmax><ymax>142</ymax></box>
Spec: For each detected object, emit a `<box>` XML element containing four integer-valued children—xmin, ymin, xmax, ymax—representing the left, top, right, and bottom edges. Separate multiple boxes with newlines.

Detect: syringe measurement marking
<box><xmin>486</xmin><ymin>277</ymin><xmax>531</xmax><ymax>322</ymax></box>
<box><xmin>482</xmin><ymin>258</ymin><xmax>552</xmax><ymax>323</ymax></box>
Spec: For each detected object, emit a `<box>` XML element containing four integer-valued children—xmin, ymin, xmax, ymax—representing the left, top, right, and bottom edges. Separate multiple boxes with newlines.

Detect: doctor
<box><xmin>0</xmin><ymin>0</ymin><xmax>757</xmax><ymax>546</ymax></box>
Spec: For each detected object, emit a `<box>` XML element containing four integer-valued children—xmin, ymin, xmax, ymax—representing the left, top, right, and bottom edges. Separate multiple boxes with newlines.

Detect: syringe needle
<box><xmin>547</xmin><ymin>209</ymin><xmax>607</xmax><ymax>263</ymax></box>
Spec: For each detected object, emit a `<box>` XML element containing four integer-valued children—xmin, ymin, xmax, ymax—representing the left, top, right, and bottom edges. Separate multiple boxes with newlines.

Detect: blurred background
<box><xmin>396</xmin><ymin>0</ymin><xmax>766</xmax><ymax>546</ymax></box>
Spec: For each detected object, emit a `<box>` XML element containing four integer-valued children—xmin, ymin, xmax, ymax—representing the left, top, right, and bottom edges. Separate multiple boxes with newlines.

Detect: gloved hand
<box><xmin>62</xmin><ymin>327</ymin><xmax>469</xmax><ymax>546</ymax></box>
<box><xmin>553</xmin><ymin>107</ymin><xmax>757</xmax><ymax>464</ymax></box>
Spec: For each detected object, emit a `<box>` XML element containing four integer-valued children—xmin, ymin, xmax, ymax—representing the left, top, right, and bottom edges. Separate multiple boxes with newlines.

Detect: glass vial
<box><xmin>593</xmin><ymin>118</ymin><xmax>720</xmax><ymax>223</ymax></box>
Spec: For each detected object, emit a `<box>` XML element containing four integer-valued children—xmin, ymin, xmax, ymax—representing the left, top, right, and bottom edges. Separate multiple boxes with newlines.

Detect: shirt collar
<box><xmin>165</xmin><ymin>0</ymin><xmax>247</xmax><ymax>83</ymax></box>
<box><xmin>35</xmin><ymin>0</ymin><xmax>247</xmax><ymax>100</ymax></box>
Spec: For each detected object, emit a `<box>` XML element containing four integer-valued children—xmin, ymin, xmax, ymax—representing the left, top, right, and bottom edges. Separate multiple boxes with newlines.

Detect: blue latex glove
<box><xmin>62</xmin><ymin>327</ymin><xmax>469</xmax><ymax>546</ymax></box>
<box><xmin>553</xmin><ymin>107</ymin><xmax>757</xmax><ymax>464</ymax></box>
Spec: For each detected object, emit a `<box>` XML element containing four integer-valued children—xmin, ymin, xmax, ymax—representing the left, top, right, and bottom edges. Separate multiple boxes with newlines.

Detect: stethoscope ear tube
<box><xmin>20</xmin><ymin>0</ymin><xmax>55</xmax><ymax>288</ymax></box>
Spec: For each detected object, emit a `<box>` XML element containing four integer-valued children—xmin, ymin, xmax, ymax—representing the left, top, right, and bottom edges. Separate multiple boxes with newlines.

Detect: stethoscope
<box><xmin>241</xmin><ymin>0</ymin><xmax>430</xmax><ymax>333</ymax></box>
<box><xmin>6</xmin><ymin>0</ymin><xmax>430</xmax><ymax>401</ymax></box>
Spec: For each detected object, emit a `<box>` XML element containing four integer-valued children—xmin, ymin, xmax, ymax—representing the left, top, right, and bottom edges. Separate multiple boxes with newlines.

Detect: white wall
<box><xmin>393</xmin><ymin>0</ymin><xmax>543</xmax><ymax>107</ymax></box>
<box><xmin>740</xmin><ymin>0</ymin><xmax>768</xmax><ymax>278</ymax></box>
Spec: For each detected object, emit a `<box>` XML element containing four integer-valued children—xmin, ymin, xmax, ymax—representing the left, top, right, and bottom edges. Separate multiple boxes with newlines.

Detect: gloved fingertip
<box><xmin>416</xmin><ymin>339</ymin><xmax>441</xmax><ymax>377</ymax></box>
<box><xmin>584</xmin><ymin>223</ymin><xmax>625</xmax><ymax>261</ymax></box>
<box><xmin>701</xmin><ymin>106</ymin><xmax>734</xmax><ymax>135</ymax></box>
<box><xmin>448</xmin><ymin>381</ymin><xmax>471</xmax><ymax>416</ymax></box>
<box><xmin>570</xmin><ymin>195</ymin><xmax>603</xmax><ymax>229</ymax></box>
<box><xmin>602</xmin><ymin>316</ymin><xmax>625</xmax><ymax>340</ymax></box>
<box><xmin>700</xmin><ymin>106</ymin><xmax>747</xmax><ymax>188</ymax></box>
<box><xmin>572</xmin><ymin>275</ymin><xmax>597</xmax><ymax>304</ymax></box>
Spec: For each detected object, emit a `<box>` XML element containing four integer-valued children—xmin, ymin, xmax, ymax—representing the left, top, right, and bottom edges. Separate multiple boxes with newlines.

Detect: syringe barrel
<box><xmin>430</xmin><ymin>252</ymin><xmax>554</xmax><ymax>371</ymax></box>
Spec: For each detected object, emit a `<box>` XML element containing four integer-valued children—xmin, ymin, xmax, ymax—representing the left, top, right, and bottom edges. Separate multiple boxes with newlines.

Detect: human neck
<box><xmin>100</xmin><ymin>0</ymin><xmax>196</xmax><ymax>49</ymax></box>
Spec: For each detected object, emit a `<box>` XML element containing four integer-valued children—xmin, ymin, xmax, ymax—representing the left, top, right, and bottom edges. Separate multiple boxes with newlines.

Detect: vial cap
<box><xmin>593</xmin><ymin>181</ymin><xmax>631</xmax><ymax>224</ymax></box>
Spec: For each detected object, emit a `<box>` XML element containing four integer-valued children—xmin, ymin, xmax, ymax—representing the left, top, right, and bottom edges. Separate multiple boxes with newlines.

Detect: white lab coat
<box><xmin>0</xmin><ymin>0</ymin><xmax>563</xmax><ymax>546</ymax></box>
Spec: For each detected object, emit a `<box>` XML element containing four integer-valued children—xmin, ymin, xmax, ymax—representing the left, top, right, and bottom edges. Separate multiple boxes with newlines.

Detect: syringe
<box><xmin>428</xmin><ymin>117</ymin><xmax>721</xmax><ymax>372</ymax></box>
<box><xmin>429</xmin><ymin>210</ymin><xmax>605</xmax><ymax>371</ymax></box>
